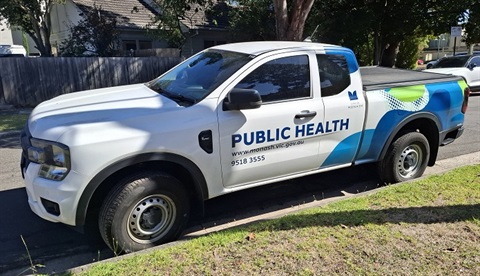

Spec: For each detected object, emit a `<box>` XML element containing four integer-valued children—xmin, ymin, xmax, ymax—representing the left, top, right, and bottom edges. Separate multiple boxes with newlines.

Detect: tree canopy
<box><xmin>220</xmin><ymin>0</ymin><xmax>315</xmax><ymax>42</ymax></box>
<box><xmin>149</xmin><ymin>0</ymin><xmax>211</xmax><ymax>49</ymax></box>
<box><xmin>463</xmin><ymin>1</ymin><xmax>480</xmax><ymax>46</ymax></box>
<box><xmin>0</xmin><ymin>0</ymin><xmax>63</xmax><ymax>56</ymax></box>
<box><xmin>59</xmin><ymin>5</ymin><xmax>119</xmax><ymax>57</ymax></box>
<box><xmin>308</xmin><ymin>0</ymin><xmax>473</xmax><ymax>67</ymax></box>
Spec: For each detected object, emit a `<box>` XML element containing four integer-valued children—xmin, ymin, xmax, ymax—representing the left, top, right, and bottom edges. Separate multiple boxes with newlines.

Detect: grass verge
<box><xmin>0</xmin><ymin>114</ymin><xmax>28</xmax><ymax>132</ymax></box>
<box><xmin>77</xmin><ymin>165</ymin><xmax>480</xmax><ymax>275</ymax></box>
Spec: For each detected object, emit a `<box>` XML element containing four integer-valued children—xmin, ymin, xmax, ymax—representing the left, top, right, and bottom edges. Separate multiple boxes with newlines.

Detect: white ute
<box><xmin>424</xmin><ymin>54</ymin><xmax>480</xmax><ymax>93</ymax></box>
<box><xmin>21</xmin><ymin>41</ymin><xmax>469</xmax><ymax>253</ymax></box>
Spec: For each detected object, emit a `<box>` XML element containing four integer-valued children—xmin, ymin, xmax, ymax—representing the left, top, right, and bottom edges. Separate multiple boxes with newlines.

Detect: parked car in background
<box><xmin>0</xmin><ymin>45</ymin><xmax>27</xmax><ymax>57</ymax></box>
<box><xmin>424</xmin><ymin>54</ymin><xmax>480</xmax><ymax>93</ymax></box>
<box><xmin>425</xmin><ymin>59</ymin><xmax>438</xmax><ymax>69</ymax></box>
<box><xmin>426</xmin><ymin>52</ymin><xmax>480</xmax><ymax>69</ymax></box>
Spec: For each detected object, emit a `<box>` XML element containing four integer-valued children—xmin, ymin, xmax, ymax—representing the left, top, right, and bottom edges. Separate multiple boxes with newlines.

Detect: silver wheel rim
<box><xmin>397</xmin><ymin>144</ymin><xmax>423</xmax><ymax>178</ymax></box>
<box><xmin>127</xmin><ymin>194</ymin><xmax>176</xmax><ymax>244</ymax></box>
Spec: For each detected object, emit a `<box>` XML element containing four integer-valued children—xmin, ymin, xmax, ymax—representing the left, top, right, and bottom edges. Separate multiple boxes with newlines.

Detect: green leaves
<box><xmin>149</xmin><ymin>0</ymin><xmax>212</xmax><ymax>48</ymax></box>
<box><xmin>0</xmin><ymin>0</ymin><xmax>65</xmax><ymax>56</ymax></box>
<box><xmin>463</xmin><ymin>2</ymin><xmax>480</xmax><ymax>45</ymax></box>
<box><xmin>59</xmin><ymin>4</ymin><xmax>119</xmax><ymax>57</ymax></box>
<box><xmin>308</xmin><ymin>0</ymin><xmax>474</xmax><ymax>66</ymax></box>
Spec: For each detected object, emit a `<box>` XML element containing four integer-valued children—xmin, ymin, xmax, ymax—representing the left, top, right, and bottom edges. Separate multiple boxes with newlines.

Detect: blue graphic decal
<box><xmin>424</xmin><ymin>82</ymin><xmax>464</xmax><ymax>129</ymax></box>
<box><xmin>355</xmin><ymin>129</ymin><xmax>375</xmax><ymax>159</ymax></box>
<box><xmin>323</xmin><ymin>81</ymin><xmax>464</xmax><ymax>166</ymax></box>
<box><xmin>356</xmin><ymin>81</ymin><xmax>464</xmax><ymax>162</ymax></box>
<box><xmin>321</xmin><ymin>132</ymin><xmax>362</xmax><ymax>167</ymax></box>
<box><xmin>324</xmin><ymin>47</ymin><xmax>359</xmax><ymax>73</ymax></box>
<box><xmin>357</xmin><ymin>109</ymin><xmax>410</xmax><ymax>161</ymax></box>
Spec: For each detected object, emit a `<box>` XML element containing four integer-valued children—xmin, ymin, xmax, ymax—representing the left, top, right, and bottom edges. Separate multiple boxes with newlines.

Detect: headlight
<box><xmin>27</xmin><ymin>138</ymin><xmax>71</xmax><ymax>181</ymax></box>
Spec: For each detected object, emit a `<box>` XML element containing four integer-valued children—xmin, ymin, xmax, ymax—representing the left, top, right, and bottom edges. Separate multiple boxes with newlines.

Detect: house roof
<box><xmin>71</xmin><ymin>0</ymin><xmax>229</xmax><ymax>31</ymax></box>
<box><xmin>181</xmin><ymin>1</ymin><xmax>229</xmax><ymax>31</ymax></box>
<box><xmin>71</xmin><ymin>0</ymin><xmax>158</xmax><ymax>29</ymax></box>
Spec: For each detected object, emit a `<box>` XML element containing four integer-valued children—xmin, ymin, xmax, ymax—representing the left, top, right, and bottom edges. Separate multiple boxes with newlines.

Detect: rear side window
<box><xmin>235</xmin><ymin>55</ymin><xmax>310</xmax><ymax>103</ymax></box>
<box><xmin>469</xmin><ymin>56</ymin><xmax>480</xmax><ymax>67</ymax></box>
<box><xmin>317</xmin><ymin>54</ymin><xmax>351</xmax><ymax>97</ymax></box>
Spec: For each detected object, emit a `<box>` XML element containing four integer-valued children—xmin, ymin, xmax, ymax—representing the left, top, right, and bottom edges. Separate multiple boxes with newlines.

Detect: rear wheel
<box><xmin>99</xmin><ymin>172</ymin><xmax>189</xmax><ymax>254</ymax></box>
<box><xmin>378</xmin><ymin>132</ymin><xmax>430</xmax><ymax>184</ymax></box>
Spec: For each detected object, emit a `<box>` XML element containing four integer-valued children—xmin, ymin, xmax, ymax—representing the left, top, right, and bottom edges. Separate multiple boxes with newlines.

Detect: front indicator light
<box><xmin>28</xmin><ymin>139</ymin><xmax>71</xmax><ymax>181</ymax></box>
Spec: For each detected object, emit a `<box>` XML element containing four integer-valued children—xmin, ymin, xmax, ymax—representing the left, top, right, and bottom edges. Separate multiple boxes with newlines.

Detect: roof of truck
<box><xmin>211</xmin><ymin>41</ymin><xmax>344</xmax><ymax>56</ymax></box>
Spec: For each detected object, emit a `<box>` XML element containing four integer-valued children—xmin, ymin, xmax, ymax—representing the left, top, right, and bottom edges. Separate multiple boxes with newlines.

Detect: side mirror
<box><xmin>223</xmin><ymin>88</ymin><xmax>262</xmax><ymax>111</ymax></box>
<box><xmin>467</xmin><ymin>63</ymin><xmax>477</xmax><ymax>70</ymax></box>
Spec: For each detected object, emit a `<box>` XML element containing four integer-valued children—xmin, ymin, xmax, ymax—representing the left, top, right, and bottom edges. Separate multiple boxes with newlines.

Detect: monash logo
<box><xmin>348</xmin><ymin>90</ymin><xmax>358</xmax><ymax>100</ymax></box>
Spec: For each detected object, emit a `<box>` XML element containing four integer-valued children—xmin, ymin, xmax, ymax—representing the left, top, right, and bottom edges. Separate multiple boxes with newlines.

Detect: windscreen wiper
<box><xmin>154</xmin><ymin>88</ymin><xmax>196</xmax><ymax>106</ymax></box>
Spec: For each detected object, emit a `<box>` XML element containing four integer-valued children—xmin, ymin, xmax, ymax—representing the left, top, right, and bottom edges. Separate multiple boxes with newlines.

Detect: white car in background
<box><xmin>424</xmin><ymin>54</ymin><xmax>480</xmax><ymax>93</ymax></box>
<box><xmin>0</xmin><ymin>45</ymin><xmax>27</xmax><ymax>57</ymax></box>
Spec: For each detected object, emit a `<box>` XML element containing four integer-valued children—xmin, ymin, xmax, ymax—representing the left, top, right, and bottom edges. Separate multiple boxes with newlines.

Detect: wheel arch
<box><xmin>379</xmin><ymin>112</ymin><xmax>440</xmax><ymax>166</ymax></box>
<box><xmin>75</xmin><ymin>153</ymin><xmax>208</xmax><ymax>227</ymax></box>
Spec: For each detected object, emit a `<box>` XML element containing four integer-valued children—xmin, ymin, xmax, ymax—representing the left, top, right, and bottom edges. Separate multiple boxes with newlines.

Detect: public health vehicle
<box><xmin>21</xmin><ymin>42</ymin><xmax>470</xmax><ymax>253</ymax></box>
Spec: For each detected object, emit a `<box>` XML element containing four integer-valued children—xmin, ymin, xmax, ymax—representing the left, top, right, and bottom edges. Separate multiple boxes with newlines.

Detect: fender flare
<box><xmin>75</xmin><ymin>152</ymin><xmax>209</xmax><ymax>226</ymax></box>
<box><xmin>378</xmin><ymin>112</ymin><xmax>441</xmax><ymax>165</ymax></box>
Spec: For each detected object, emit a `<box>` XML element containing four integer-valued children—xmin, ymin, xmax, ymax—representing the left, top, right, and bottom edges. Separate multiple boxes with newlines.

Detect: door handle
<box><xmin>295</xmin><ymin>111</ymin><xmax>317</xmax><ymax>119</ymax></box>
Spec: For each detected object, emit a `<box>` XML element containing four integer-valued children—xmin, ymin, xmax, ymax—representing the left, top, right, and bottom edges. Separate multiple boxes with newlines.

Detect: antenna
<box><xmin>304</xmin><ymin>25</ymin><xmax>320</xmax><ymax>42</ymax></box>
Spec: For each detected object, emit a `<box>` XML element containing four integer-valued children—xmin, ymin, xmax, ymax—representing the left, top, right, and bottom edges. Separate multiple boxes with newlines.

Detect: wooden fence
<box><xmin>0</xmin><ymin>56</ymin><xmax>183</xmax><ymax>107</ymax></box>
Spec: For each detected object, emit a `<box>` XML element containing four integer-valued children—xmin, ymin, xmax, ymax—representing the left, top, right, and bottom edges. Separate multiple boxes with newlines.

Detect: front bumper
<box><xmin>23</xmin><ymin>162</ymin><xmax>81</xmax><ymax>226</ymax></box>
<box><xmin>21</xmin><ymin>128</ymin><xmax>81</xmax><ymax>226</ymax></box>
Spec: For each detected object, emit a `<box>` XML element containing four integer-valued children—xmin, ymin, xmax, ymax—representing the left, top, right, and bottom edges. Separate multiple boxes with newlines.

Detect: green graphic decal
<box><xmin>388</xmin><ymin>85</ymin><xmax>425</xmax><ymax>102</ymax></box>
<box><xmin>372</xmin><ymin>86</ymin><xmax>429</xmax><ymax>112</ymax></box>
<box><xmin>458</xmin><ymin>81</ymin><xmax>468</xmax><ymax>95</ymax></box>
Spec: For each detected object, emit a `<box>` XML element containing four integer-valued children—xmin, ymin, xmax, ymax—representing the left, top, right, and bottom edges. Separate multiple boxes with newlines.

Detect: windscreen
<box><xmin>147</xmin><ymin>50</ymin><xmax>253</xmax><ymax>106</ymax></box>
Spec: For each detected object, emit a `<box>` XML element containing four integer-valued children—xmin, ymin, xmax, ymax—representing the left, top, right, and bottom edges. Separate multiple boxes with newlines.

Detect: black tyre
<box><xmin>378</xmin><ymin>132</ymin><xmax>430</xmax><ymax>184</ymax></box>
<box><xmin>99</xmin><ymin>172</ymin><xmax>189</xmax><ymax>254</ymax></box>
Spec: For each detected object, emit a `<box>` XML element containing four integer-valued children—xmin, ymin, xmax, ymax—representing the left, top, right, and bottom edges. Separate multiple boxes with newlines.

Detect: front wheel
<box><xmin>99</xmin><ymin>172</ymin><xmax>190</xmax><ymax>254</ymax></box>
<box><xmin>378</xmin><ymin>132</ymin><xmax>430</xmax><ymax>184</ymax></box>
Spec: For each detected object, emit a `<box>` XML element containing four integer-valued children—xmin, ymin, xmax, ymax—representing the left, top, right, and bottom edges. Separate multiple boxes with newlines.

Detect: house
<box><xmin>0</xmin><ymin>18</ymin><xmax>41</xmax><ymax>56</ymax></box>
<box><xmin>422</xmin><ymin>32</ymin><xmax>480</xmax><ymax>62</ymax></box>
<box><xmin>179</xmin><ymin>0</ymin><xmax>232</xmax><ymax>56</ymax></box>
<box><xmin>49</xmin><ymin>0</ymin><xmax>232</xmax><ymax>57</ymax></box>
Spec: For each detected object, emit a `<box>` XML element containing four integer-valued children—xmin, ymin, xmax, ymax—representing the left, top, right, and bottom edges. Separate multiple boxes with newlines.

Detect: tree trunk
<box><xmin>380</xmin><ymin>41</ymin><xmax>400</xmax><ymax>67</ymax></box>
<box><xmin>273</xmin><ymin>0</ymin><xmax>315</xmax><ymax>41</ymax></box>
<box><xmin>273</xmin><ymin>0</ymin><xmax>288</xmax><ymax>40</ymax></box>
<box><xmin>373</xmin><ymin>28</ymin><xmax>383</xmax><ymax>65</ymax></box>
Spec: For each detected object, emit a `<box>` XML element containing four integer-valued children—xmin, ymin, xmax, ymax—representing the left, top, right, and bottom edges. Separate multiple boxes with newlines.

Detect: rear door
<box><xmin>315</xmin><ymin>50</ymin><xmax>366</xmax><ymax>167</ymax></box>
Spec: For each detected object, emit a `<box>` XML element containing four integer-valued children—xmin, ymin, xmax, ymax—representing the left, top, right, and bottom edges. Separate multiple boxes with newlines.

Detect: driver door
<box><xmin>217</xmin><ymin>52</ymin><xmax>325</xmax><ymax>188</ymax></box>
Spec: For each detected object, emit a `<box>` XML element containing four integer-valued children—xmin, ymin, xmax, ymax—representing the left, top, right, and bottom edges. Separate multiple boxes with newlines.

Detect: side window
<box><xmin>317</xmin><ymin>54</ymin><xmax>351</xmax><ymax>97</ymax></box>
<box><xmin>235</xmin><ymin>55</ymin><xmax>310</xmax><ymax>103</ymax></box>
<box><xmin>469</xmin><ymin>56</ymin><xmax>480</xmax><ymax>67</ymax></box>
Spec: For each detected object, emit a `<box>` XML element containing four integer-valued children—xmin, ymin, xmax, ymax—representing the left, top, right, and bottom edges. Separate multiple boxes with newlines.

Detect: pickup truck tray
<box><xmin>361</xmin><ymin>66</ymin><xmax>461</xmax><ymax>91</ymax></box>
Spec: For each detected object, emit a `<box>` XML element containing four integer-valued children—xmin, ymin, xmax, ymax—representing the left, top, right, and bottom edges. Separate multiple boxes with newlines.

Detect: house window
<box><xmin>123</xmin><ymin>40</ymin><xmax>137</xmax><ymax>51</ymax></box>
<box><xmin>139</xmin><ymin>41</ymin><xmax>153</xmax><ymax>50</ymax></box>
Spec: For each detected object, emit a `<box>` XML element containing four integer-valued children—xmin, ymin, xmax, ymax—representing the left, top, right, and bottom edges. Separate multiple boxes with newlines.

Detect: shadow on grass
<box><xmin>0</xmin><ymin>132</ymin><xmax>21</xmax><ymax>148</ymax></box>
<box><xmin>254</xmin><ymin>203</ymin><xmax>480</xmax><ymax>231</ymax></box>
